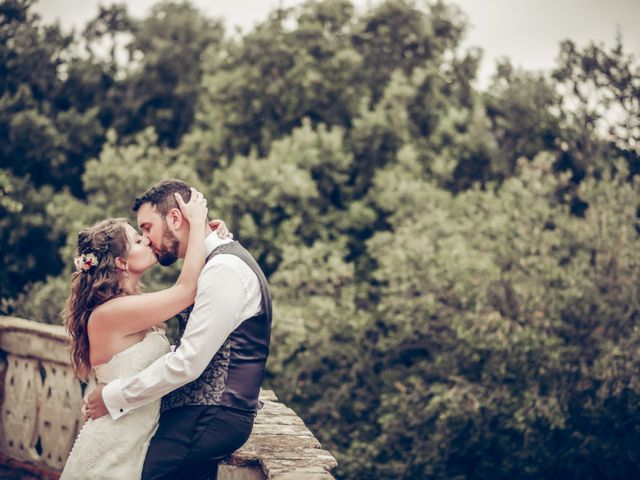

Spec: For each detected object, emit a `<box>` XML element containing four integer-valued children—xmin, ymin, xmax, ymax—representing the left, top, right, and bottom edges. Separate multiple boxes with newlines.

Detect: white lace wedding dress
<box><xmin>61</xmin><ymin>329</ymin><xmax>170</xmax><ymax>480</ymax></box>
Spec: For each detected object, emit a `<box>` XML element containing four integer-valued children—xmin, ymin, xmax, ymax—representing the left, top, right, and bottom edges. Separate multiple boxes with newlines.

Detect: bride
<box><xmin>60</xmin><ymin>188</ymin><xmax>223</xmax><ymax>479</ymax></box>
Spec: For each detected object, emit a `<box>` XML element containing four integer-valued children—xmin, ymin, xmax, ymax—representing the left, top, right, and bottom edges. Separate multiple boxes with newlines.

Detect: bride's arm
<box><xmin>91</xmin><ymin>188</ymin><xmax>208</xmax><ymax>335</ymax></box>
<box><xmin>172</xmin><ymin>189</ymin><xmax>207</xmax><ymax>298</ymax></box>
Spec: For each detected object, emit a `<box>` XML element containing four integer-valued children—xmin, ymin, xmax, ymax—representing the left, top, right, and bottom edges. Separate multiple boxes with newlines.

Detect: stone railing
<box><xmin>0</xmin><ymin>317</ymin><xmax>337</xmax><ymax>479</ymax></box>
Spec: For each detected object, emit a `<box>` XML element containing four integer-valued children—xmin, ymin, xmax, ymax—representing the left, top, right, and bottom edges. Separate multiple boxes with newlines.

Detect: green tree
<box><xmin>553</xmin><ymin>37</ymin><xmax>640</xmax><ymax>178</ymax></box>
<box><xmin>352</xmin><ymin>0</ymin><xmax>466</xmax><ymax>103</ymax></box>
<box><xmin>189</xmin><ymin>0</ymin><xmax>363</xmax><ymax>162</ymax></box>
<box><xmin>208</xmin><ymin>119</ymin><xmax>352</xmax><ymax>275</ymax></box>
<box><xmin>0</xmin><ymin>0</ymin><xmax>73</xmax><ymax>188</ymax></box>
<box><xmin>0</xmin><ymin>170</ymin><xmax>63</xmax><ymax>309</ymax></box>
<box><xmin>120</xmin><ymin>1</ymin><xmax>225</xmax><ymax>147</ymax></box>
<box><xmin>484</xmin><ymin>60</ymin><xmax>562</xmax><ymax>179</ymax></box>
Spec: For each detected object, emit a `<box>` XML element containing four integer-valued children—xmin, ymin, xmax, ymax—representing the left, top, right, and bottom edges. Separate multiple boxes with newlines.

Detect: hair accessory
<box><xmin>74</xmin><ymin>253</ymin><xmax>99</xmax><ymax>272</ymax></box>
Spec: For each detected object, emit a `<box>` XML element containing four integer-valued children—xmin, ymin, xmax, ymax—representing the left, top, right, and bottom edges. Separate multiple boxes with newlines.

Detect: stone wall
<box><xmin>0</xmin><ymin>317</ymin><xmax>336</xmax><ymax>479</ymax></box>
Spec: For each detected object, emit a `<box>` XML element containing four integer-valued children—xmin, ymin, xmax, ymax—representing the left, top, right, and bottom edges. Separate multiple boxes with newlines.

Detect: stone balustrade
<box><xmin>0</xmin><ymin>316</ymin><xmax>336</xmax><ymax>479</ymax></box>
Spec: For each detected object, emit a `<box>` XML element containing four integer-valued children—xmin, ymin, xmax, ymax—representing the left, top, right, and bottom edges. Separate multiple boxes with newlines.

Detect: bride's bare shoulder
<box><xmin>88</xmin><ymin>296</ymin><xmax>129</xmax><ymax>330</ymax></box>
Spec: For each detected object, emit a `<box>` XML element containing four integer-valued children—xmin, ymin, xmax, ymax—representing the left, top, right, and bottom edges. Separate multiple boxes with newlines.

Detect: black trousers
<box><xmin>141</xmin><ymin>405</ymin><xmax>255</xmax><ymax>480</ymax></box>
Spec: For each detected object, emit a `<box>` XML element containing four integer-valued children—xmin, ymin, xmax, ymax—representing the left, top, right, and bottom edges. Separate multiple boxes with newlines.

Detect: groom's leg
<box><xmin>178</xmin><ymin>406</ymin><xmax>255</xmax><ymax>480</ymax></box>
<box><xmin>142</xmin><ymin>406</ymin><xmax>212</xmax><ymax>480</ymax></box>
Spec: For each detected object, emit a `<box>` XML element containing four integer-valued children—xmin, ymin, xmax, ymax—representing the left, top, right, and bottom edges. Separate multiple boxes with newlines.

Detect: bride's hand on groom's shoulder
<box><xmin>210</xmin><ymin>219</ymin><xmax>233</xmax><ymax>240</ymax></box>
<box><xmin>175</xmin><ymin>188</ymin><xmax>208</xmax><ymax>225</ymax></box>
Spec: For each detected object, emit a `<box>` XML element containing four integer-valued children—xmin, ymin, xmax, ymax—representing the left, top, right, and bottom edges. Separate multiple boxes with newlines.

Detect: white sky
<box><xmin>34</xmin><ymin>0</ymin><xmax>640</xmax><ymax>87</ymax></box>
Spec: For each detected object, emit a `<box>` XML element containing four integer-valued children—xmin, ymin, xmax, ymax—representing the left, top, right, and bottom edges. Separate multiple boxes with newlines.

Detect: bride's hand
<box><xmin>175</xmin><ymin>188</ymin><xmax>208</xmax><ymax>226</ymax></box>
<box><xmin>209</xmin><ymin>219</ymin><xmax>233</xmax><ymax>240</ymax></box>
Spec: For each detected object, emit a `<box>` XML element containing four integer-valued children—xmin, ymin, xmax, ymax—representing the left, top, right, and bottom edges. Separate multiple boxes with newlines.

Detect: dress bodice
<box><xmin>94</xmin><ymin>329</ymin><xmax>170</xmax><ymax>384</ymax></box>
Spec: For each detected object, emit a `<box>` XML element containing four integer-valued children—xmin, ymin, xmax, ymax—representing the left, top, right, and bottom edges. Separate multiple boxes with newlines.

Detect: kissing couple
<box><xmin>60</xmin><ymin>179</ymin><xmax>272</xmax><ymax>480</ymax></box>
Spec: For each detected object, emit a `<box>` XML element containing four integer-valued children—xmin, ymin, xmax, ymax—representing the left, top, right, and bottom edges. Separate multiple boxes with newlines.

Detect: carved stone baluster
<box><xmin>0</xmin><ymin>355</ymin><xmax>41</xmax><ymax>463</ymax></box>
<box><xmin>38</xmin><ymin>361</ymin><xmax>86</xmax><ymax>470</ymax></box>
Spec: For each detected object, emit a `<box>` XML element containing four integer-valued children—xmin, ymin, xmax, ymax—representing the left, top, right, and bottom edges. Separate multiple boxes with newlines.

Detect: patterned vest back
<box><xmin>161</xmin><ymin>241</ymin><xmax>272</xmax><ymax>413</ymax></box>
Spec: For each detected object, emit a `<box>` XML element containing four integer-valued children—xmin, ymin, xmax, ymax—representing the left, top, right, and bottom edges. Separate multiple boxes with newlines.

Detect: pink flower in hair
<box><xmin>73</xmin><ymin>253</ymin><xmax>99</xmax><ymax>272</ymax></box>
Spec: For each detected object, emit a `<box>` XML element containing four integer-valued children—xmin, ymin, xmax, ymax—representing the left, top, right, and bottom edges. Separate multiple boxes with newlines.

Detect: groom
<box><xmin>85</xmin><ymin>179</ymin><xmax>272</xmax><ymax>480</ymax></box>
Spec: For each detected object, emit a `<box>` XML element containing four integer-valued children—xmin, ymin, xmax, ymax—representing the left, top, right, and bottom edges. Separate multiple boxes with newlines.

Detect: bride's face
<box><xmin>123</xmin><ymin>223</ymin><xmax>157</xmax><ymax>274</ymax></box>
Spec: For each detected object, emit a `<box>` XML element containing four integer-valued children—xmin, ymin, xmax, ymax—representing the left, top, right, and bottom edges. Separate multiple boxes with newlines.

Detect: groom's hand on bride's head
<box><xmin>210</xmin><ymin>219</ymin><xmax>233</xmax><ymax>240</ymax></box>
<box><xmin>175</xmin><ymin>188</ymin><xmax>208</xmax><ymax>225</ymax></box>
<box><xmin>84</xmin><ymin>384</ymin><xmax>108</xmax><ymax>421</ymax></box>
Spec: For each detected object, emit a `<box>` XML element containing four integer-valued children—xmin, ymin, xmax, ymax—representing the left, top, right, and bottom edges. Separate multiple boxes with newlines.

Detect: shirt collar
<box><xmin>205</xmin><ymin>231</ymin><xmax>233</xmax><ymax>257</ymax></box>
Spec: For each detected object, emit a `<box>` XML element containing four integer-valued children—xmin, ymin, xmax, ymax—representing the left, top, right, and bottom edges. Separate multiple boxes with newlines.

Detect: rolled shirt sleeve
<box><xmin>102</xmin><ymin>256</ymin><xmax>261</xmax><ymax>420</ymax></box>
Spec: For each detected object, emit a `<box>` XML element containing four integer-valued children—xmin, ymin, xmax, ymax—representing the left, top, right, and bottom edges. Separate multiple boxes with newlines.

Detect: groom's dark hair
<box><xmin>132</xmin><ymin>179</ymin><xmax>192</xmax><ymax>216</ymax></box>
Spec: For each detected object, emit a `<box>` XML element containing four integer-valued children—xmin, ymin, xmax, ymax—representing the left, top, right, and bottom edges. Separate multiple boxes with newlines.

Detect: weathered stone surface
<box><xmin>255</xmin><ymin>413</ymin><xmax>305</xmax><ymax>426</ymax></box>
<box><xmin>0</xmin><ymin>317</ymin><xmax>68</xmax><ymax>364</ymax></box>
<box><xmin>259</xmin><ymin>390</ymin><xmax>278</xmax><ymax>402</ymax></box>
<box><xmin>0</xmin><ymin>330</ymin><xmax>69</xmax><ymax>365</ymax></box>
<box><xmin>218</xmin><ymin>464</ymin><xmax>265</xmax><ymax>480</ymax></box>
<box><xmin>263</xmin><ymin>459</ymin><xmax>338</xmax><ymax>477</ymax></box>
<box><xmin>236</xmin><ymin>438</ymin><xmax>322</xmax><ymax>461</ymax></box>
<box><xmin>251</xmin><ymin>423</ymin><xmax>315</xmax><ymax>436</ymax></box>
<box><xmin>261</xmin><ymin>449</ymin><xmax>336</xmax><ymax>463</ymax></box>
<box><xmin>258</xmin><ymin>401</ymin><xmax>298</xmax><ymax>417</ymax></box>
<box><xmin>226</xmin><ymin>390</ymin><xmax>336</xmax><ymax>478</ymax></box>
<box><xmin>271</xmin><ymin>471</ymin><xmax>335</xmax><ymax>480</ymax></box>
<box><xmin>0</xmin><ymin>317</ymin><xmax>65</xmax><ymax>341</ymax></box>
<box><xmin>241</xmin><ymin>434</ymin><xmax>321</xmax><ymax>451</ymax></box>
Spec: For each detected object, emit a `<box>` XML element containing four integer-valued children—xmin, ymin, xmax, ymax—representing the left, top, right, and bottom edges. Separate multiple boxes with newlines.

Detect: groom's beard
<box><xmin>155</xmin><ymin>224</ymin><xmax>180</xmax><ymax>266</ymax></box>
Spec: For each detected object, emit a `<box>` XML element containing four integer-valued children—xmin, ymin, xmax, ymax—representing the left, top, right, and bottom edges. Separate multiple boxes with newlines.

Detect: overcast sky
<box><xmin>34</xmin><ymin>0</ymin><xmax>640</xmax><ymax>86</ymax></box>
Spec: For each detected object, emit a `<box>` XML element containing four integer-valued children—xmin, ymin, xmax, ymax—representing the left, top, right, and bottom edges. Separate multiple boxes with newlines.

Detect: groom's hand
<box><xmin>84</xmin><ymin>384</ymin><xmax>108</xmax><ymax>420</ymax></box>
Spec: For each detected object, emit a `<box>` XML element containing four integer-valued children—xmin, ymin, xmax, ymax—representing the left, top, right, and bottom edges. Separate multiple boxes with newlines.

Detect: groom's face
<box><xmin>136</xmin><ymin>202</ymin><xmax>180</xmax><ymax>267</ymax></box>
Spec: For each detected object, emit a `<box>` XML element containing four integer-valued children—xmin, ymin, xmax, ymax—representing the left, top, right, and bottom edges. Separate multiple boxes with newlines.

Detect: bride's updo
<box><xmin>63</xmin><ymin>218</ymin><xmax>130</xmax><ymax>380</ymax></box>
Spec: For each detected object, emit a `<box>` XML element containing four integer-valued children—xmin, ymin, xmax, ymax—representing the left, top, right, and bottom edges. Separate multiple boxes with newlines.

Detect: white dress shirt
<box><xmin>102</xmin><ymin>233</ymin><xmax>262</xmax><ymax>420</ymax></box>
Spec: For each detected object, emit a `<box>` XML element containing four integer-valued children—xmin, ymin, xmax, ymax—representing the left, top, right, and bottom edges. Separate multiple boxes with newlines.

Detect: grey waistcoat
<box><xmin>161</xmin><ymin>241</ymin><xmax>272</xmax><ymax>413</ymax></box>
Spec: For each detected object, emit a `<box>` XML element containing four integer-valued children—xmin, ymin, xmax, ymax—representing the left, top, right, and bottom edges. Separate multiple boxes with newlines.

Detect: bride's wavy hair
<box><xmin>62</xmin><ymin>218</ymin><xmax>131</xmax><ymax>380</ymax></box>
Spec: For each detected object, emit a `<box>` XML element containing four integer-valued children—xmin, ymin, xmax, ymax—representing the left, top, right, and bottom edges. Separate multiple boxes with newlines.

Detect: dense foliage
<box><xmin>2</xmin><ymin>0</ymin><xmax>639</xmax><ymax>477</ymax></box>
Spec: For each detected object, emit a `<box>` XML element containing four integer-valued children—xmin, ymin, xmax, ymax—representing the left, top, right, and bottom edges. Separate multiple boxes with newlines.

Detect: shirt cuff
<box><xmin>102</xmin><ymin>378</ymin><xmax>133</xmax><ymax>420</ymax></box>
